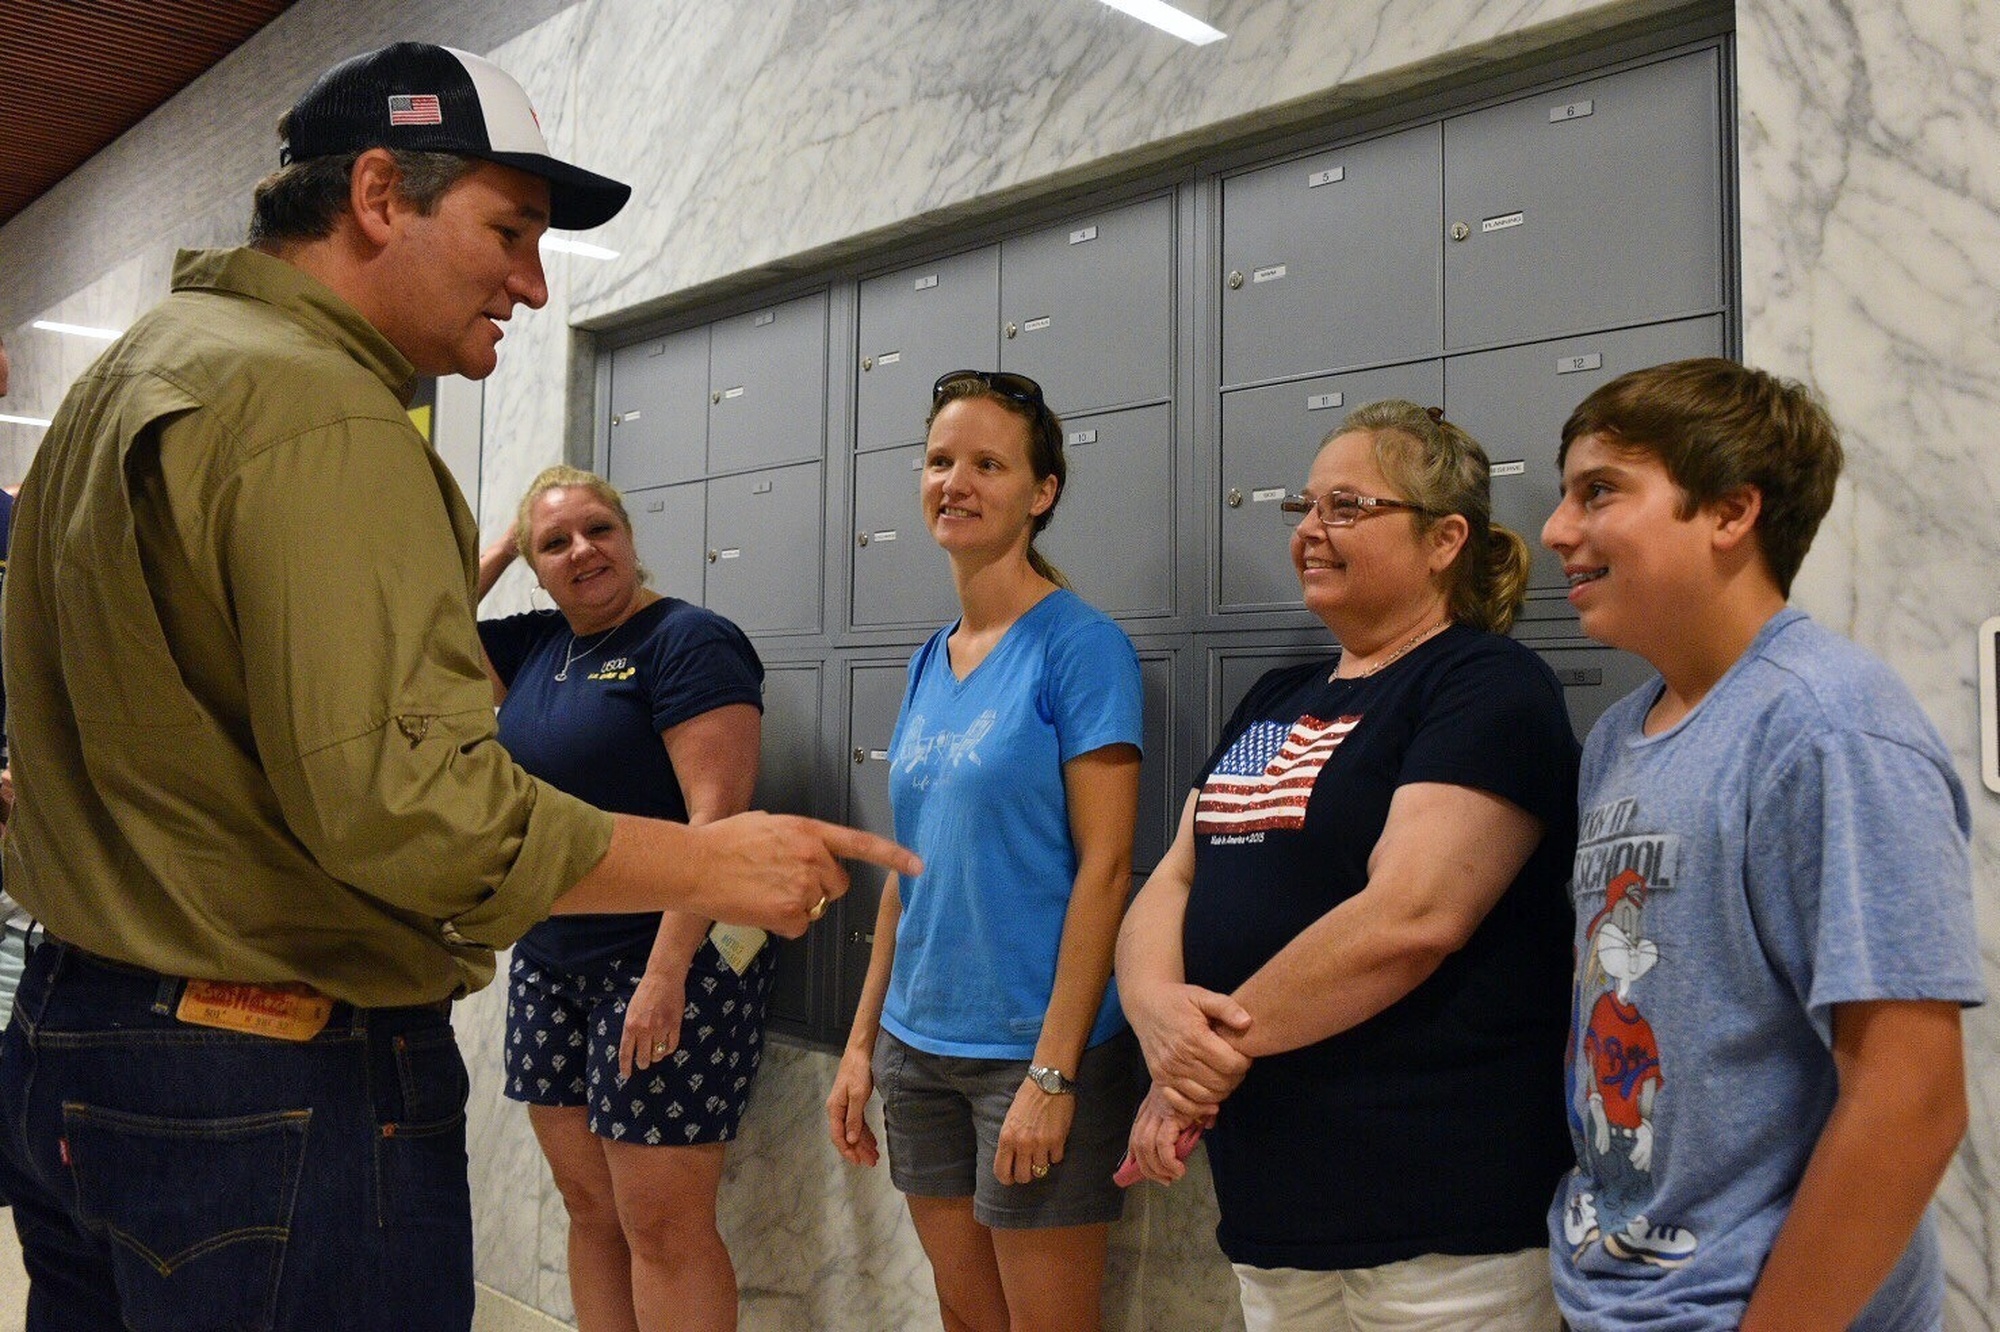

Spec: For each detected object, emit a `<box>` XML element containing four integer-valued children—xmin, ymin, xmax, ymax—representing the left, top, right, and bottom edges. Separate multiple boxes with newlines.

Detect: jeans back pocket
<box><xmin>62</xmin><ymin>1101</ymin><xmax>310</xmax><ymax>1332</ymax></box>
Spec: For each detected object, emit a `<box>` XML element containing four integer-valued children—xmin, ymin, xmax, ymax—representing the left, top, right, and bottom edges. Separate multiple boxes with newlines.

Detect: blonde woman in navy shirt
<box><xmin>479</xmin><ymin>466</ymin><xmax>769</xmax><ymax>1332</ymax></box>
<box><xmin>827</xmin><ymin>372</ymin><xmax>1144</xmax><ymax>1331</ymax></box>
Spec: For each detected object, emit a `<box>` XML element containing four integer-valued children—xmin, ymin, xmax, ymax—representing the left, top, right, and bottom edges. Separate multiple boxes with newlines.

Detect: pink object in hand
<box><xmin>1113</xmin><ymin>1122</ymin><xmax>1206</xmax><ymax>1187</ymax></box>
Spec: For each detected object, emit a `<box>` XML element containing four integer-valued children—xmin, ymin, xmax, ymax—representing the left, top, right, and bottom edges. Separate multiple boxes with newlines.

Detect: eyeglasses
<box><xmin>932</xmin><ymin>369</ymin><xmax>1047</xmax><ymax>409</ymax></box>
<box><xmin>1279</xmin><ymin>490</ymin><xmax>1433</xmax><ymax>527</ymax></box>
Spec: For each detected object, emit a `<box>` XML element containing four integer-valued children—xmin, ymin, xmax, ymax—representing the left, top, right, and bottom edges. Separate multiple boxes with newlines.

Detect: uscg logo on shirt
<box><xmin>588</xmin><ymin>656</ymin><xmax>638</xmax><ymax>681</ymax></box>
<box><xmin>1194</xmin><ymin>714</ymin><xmax>1359</xmax><ymax>836</ymax></box>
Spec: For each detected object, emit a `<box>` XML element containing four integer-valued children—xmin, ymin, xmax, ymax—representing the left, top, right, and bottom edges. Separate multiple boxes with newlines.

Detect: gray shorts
<box><xmin>872</xmin><ymin>1027</ymin><xmax>1142</xmax><ymax>1229</ymax></box>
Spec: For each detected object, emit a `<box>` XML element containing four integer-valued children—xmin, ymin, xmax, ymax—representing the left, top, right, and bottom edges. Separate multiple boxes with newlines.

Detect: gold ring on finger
<box><xmin>1032</xmin><ymin>1162</ymin><xmax>1049</xmax><ymax>1179</ymax></box>
<box><xmin>808</xmin><ymin>894</ymin><xmax>829</xmax><ymax>921</ymax></box>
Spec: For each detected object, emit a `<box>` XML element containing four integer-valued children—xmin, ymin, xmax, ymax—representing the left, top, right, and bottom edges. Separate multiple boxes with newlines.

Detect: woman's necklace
<box><xmin>555</xmin><ymin>619</ymin><xmax>629</xmax><ymax>682</ymax></box>
<box><xmin>1332</xmin><ymin>616</ymin><xmax>1449</xmax><ymax>682</ymax></box>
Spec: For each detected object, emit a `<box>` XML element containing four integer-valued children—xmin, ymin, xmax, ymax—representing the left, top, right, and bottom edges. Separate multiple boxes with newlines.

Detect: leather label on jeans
<box><xmin>176</xmin><ymin>980</ymin><xmax>334</xmax><ymax>1041</ymax></box>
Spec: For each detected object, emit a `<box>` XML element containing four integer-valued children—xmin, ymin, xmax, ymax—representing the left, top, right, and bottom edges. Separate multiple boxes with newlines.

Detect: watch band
<box><xmin>1028</xmin><ymin>1065</ymin><xmax>1078</xmax><ymax>1095</ymax></box>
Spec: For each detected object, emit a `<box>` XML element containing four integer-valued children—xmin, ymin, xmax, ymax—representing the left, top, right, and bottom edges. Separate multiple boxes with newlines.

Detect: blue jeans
<box><xmin>0</xmin><ymin>939</ymin><xmax>475</xmax><ymax>1331</ymax></box>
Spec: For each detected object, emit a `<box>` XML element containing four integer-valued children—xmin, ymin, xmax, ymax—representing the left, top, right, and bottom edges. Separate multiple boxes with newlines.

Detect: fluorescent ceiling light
<box><xmin>541</xmin><ymin>237</ymin><xmax>620</xmax><ymax>260</ymax></box>
<box><xmin>33</xmin><ymin>319</ymin><xmax>122</xmax><ymax>341</ymax></box>
<box><xmin>1096</xmin><ymin>0</ymin><xmax>1226</xmax><ymax>45</ymax></box>
<box><xmin>0</xmin><ymin>413</ymin><xmax>52</xmax><ymax>428</ymax></box>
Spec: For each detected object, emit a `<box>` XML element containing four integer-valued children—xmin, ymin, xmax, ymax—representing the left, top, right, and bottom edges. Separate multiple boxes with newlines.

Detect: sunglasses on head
<box><xmin>932</xmin><ymin>370</ymin><xmax>1047</xmax><ymax>409</ymax></box>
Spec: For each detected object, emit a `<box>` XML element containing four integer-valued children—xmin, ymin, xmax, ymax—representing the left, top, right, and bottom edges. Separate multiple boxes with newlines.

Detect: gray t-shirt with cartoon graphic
<box><xmin>1550</xmin><ymin>609</ymin><xmax>1982</xmax><ymax>1331</ymax></box>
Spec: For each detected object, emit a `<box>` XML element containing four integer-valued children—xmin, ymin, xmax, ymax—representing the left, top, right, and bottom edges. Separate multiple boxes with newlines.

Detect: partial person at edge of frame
<box><xmin>0</xmin><ymin>42</ymin><xmax>915</xmax><ymax>1332</ymax></box>
<box><xmin>1117</xmin><ymin>400</ymin><xmax>1579</xmax><ymax>1330</ymax></box>
<box><xmin>478</xmin><ymin>465</ymin><xmax>774</xmax><ymax>1332</ymax></box>
<box><xmin>0</xmin><ymin>328</ymin><xmax>25</xmax><ymax>1037</ymax></box>
<box><xmin>828</xmin><ymin>369</ymin><xmax>1145</xmax><ymax>1332</ymax></box>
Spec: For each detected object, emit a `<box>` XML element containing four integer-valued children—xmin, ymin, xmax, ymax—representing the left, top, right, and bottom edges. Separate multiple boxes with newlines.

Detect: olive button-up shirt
<box><xmin>2</xmin><ymin>247</ymin><xmax>614</xmax><ymax>1006</ymax></box>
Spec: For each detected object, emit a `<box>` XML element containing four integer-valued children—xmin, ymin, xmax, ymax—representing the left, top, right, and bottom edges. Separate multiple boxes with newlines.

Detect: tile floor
<box><xmin>0</xmin><ymin>1223</ymin><xmax>22</xmax><ymax>1325</ymax></box>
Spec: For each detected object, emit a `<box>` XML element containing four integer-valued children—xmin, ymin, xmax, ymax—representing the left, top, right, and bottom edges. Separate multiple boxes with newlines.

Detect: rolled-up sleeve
<box><xmin>212</xmin><ymin>415</ymin><xmax>614</xmax><ymax>944</ymax></box>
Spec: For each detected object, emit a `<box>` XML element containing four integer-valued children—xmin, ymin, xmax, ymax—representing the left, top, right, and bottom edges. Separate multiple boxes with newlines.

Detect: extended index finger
<box><xmin>810</xmin><ymin>821</ymin><xmax>922</xmax><ymax>879</ymax></box>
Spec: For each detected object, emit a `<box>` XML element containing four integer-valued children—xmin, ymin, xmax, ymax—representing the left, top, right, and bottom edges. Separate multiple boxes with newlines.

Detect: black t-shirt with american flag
<box><xmin>1180</xmin><ymin>621</ymin><xmax>1580</xmax><ymax>1271</ymax></box>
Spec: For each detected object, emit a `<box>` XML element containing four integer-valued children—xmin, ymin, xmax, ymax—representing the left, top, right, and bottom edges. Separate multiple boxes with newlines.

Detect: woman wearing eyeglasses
<box><xmin>1116</xmin><ymin>401</ymin><xmax>1579</xmax><ymax>1329</ymax></box>
<box><xmin>827</xmin><ymin>371</ymin><xmax>1144</xmax><ymax>1331</ymax></box>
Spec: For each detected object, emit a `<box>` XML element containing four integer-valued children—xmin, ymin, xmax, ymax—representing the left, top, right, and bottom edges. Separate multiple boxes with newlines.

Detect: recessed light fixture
<box><xmin>0</xmin><ymin>413</ymin><xmax>52</xmax><ymax>428</ymax></box>
<box><xmin>541</xmin><ymin>237</ymin><xmax>620</xmax><ymax>261</ymax></box>
<box><xmin>32</xmin><ymin>319</ymin><xmax>122</xmax><ymax>341</ymax></box>
<box><xmin>1096</xmin><ymin>0</ymin><xmax>1226</xmax><ymax>45</ymax></box>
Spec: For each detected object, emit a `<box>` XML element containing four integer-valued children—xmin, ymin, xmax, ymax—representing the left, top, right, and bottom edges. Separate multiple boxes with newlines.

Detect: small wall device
<box><xmin>1980</xmin><ymin>617</ymin><xmax>1999</xmax><ymax>795</ymax></box>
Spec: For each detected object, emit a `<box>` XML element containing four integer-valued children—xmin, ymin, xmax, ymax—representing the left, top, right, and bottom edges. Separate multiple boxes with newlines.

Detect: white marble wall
<box><xmin>1737</xmin><ymin>5</ymin><xmax>2000</xmax><ymax>1324</ymax></box>
<box><xmin>4</xmin><ymin>0</ymin><xmax>1997</xmax><ymax>1327</ymax></box>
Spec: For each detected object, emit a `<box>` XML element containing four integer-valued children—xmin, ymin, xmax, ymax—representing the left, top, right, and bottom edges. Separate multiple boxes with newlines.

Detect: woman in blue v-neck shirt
<box><xmin>827</xmin><ymin>371</ymin><xmax>1144</xmax><ymax>1332</ymax></box>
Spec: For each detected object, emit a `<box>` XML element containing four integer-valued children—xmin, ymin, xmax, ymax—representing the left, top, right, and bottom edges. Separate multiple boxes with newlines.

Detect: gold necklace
<box><xmin>1332</xmin><ymin>617</ymin><xmax>1449</xmax><ymax>681</ymax></box>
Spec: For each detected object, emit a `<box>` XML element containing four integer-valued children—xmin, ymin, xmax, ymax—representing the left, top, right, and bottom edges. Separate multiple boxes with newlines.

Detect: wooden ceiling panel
<box><xmin>0</xmin><ymin>0</ymin><xmax>297</xmax><ymax>226</ymax></box>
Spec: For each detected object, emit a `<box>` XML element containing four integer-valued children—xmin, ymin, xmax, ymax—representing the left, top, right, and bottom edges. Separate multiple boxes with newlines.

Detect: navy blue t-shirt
<box><xmin>1182</xmin><ymin>623</ymin><xmax>1579</xmax><ymax>1271</ymax></box>
<box><xmin>480</xmin><ymin>598</ymin><xmax>763</xmax><ymax>973</ymax></box>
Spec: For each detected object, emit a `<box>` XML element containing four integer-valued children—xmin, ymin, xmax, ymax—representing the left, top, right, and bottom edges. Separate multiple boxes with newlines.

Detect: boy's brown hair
<box><xmin>1559</xmin><ymin>358</ymin><xmax>1843</xmax><ymax>596</ymax></box>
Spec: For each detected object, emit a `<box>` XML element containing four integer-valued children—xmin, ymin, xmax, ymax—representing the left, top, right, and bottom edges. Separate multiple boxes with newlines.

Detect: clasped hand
<box><xmin>1125</xmin><ymin>982</ymin><xmax>1252</xmax><ymax>1118</ymax></box>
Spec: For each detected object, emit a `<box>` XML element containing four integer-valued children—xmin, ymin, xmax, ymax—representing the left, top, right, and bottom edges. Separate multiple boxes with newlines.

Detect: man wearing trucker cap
<box><xmin>0</xmin><ymin>43</ymin><xmax>915</xmax><ymax>1329</ymax></box>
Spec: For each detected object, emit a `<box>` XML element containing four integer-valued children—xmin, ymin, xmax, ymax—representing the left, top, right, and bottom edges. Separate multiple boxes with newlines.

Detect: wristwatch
<box><xmin>1027</xmin><ymin>1065</ymin><xmax>1078</xmax><ymax>1095</ymax></box>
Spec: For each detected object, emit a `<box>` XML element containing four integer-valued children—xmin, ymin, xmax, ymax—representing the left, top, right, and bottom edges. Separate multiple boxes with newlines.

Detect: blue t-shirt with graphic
<box><xmin>481</xmin><ymin>598</ymin><xmax>763</xmax><ymax>973</ymax></box>
<box><xmin>881</xmin><ymin>589</ymin><xmax>1143</xmax><ymax>1060</ymax></box>
<box><xmin>1551</xmin><ymin>609</ymin><xmax>1983</xmax><ymax>1331</ymax></box>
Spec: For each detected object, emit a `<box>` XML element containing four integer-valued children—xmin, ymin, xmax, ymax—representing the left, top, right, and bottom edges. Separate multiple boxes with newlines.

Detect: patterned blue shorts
<box><xmin>502</xmin><ymin>939</ymin><xmax>776</xmax><ymax>1145</ymax></box>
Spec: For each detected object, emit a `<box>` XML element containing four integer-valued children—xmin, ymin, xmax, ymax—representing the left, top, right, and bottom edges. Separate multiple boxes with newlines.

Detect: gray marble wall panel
<box><xmin>4</xmin><ymin>0</ymin><xmax>1997</xmax><ymax>1327</ymax></box>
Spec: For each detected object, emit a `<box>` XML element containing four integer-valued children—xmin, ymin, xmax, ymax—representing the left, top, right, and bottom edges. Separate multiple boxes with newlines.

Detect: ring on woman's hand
<box><xmin>808</xmin><ymin>894</ymin><xmax>829</xmax><ymax>921</ymax></box>
<box><xmin>652</xmin><ymin>1042</ymin><xmax>668</xmax><ymax>1055</ymax></box>
<box><xmin>1031</xmin><ymin>1162</ymin><xmax>1049</xmax><ymax>1179</ymax></box>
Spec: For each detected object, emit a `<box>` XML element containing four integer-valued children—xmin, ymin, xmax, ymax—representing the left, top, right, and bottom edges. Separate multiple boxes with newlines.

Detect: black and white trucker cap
<box><xmin>280</xmin><ymin>42</ymin><xmax>630</xmax><ymax>230</ymax></box>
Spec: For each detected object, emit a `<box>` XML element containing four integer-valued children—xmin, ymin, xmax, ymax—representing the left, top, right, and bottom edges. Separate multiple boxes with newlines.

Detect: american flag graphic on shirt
<box><xmin>1194</xmin><ymin>714</ymin><xmax>1359</xmax><ymax>835</ymax></box>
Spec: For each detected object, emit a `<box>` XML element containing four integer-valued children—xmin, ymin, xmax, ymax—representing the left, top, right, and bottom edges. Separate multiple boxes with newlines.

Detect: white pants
<box><xmin>1235</xmin><ymin>1247</ymin><xmax>1558</xmax><ymax>1332</ymax></box>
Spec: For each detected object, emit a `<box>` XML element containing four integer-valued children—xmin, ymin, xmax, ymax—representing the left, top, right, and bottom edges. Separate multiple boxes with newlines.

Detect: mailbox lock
<box><xmin>712</xmin><ymin>390</ymin><xmax>723</xmax><ymax>404</ymax></box>
<box><xmin>1228</xmin><ymin>270</ymin><xmax>1244</xmax><ymax>290</ymax></box>
<box><xmin>852</xmin><ymin>748</ymin><xmax>867</xmax><ymax>764</ymax></box>
<box><xmin>611</xmin><ymin>413</ymin><xmax>623</xmax><ymax>426</ymax></box>
<box><xmin>1004</xmin><ymin>321</ymin><xmax>1019</xmax><ymax>339</ymax></box>
<box><xmin>1226</xmin><ymin>488</ymin><xmax>1244</xmax><ymax>509</ymax></box>
<box><xmin>1450</xmin><ymin>222</ymin><xmax>1471</xmax><ymax>242</ymax></box>
<box><xmin>706</xmin><ymin>549</ymin><xmax>719</xmax><ymax>563</ymax></box>
<box><xmin>856</xmin><ymin>531</ymin><xmax>870</xmax><ymax>547</ymax></box>
<box><xmin>861</xmin><ymin>356</ymin><xmax>874</xmax><ymax>371</ymax></box>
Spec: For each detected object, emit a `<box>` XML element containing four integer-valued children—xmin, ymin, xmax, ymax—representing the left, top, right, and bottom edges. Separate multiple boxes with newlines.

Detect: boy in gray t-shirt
<box><xmin>1540</xmin><ymin>358</ymin><xmax>1982</xmax><ymax>1331</ymax></box>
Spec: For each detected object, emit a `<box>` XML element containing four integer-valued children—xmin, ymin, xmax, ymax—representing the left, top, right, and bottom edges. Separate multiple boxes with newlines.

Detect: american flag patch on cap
<box><xmin>387</xmin><ymin>93</ymin><xmax>442</xmax><ymax>125</ymax></box>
